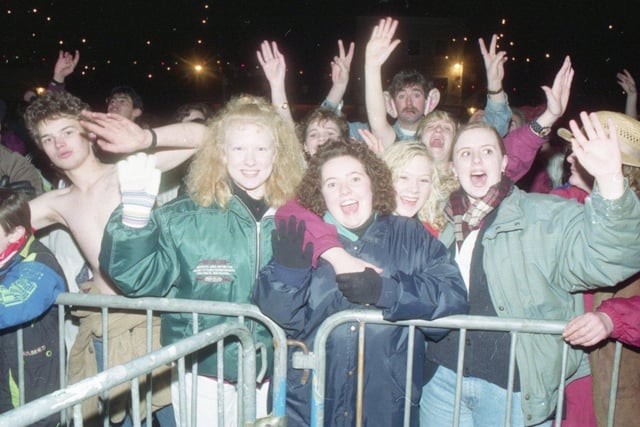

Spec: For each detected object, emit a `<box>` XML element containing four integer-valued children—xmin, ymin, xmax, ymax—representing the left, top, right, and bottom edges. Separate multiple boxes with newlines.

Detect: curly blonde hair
<box><xmin>296</xmin><ymin>138</ymin><xmax>396</xmax><ymax>217</ymax></box>
<box><xmin>382</xmin><ymin>141</ymin><xmax>457</xmax><ymax>231</ymax></box>
<box><xmin>186</xmin><ymin>95</ymin><xmax>305</xmax><ymax>209</ymax></box>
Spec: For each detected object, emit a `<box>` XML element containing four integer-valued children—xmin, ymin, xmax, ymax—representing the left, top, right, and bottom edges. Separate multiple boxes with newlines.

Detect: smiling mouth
<box><xmin>341</xmin><ymin>200</ymin><xmax>359</xmax><ymax>214</ymax></box>
<box><xmin>400</xmin><ymin>196</ymin><xmax>418</xmax><ymax>205</ymax></box>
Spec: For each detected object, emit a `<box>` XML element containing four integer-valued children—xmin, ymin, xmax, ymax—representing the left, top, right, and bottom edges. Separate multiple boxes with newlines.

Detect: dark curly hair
<box><xmin>296</xmin><ymin>138</ymin><xmax>396</xmax><ymax>217</ymax></box>
<box><xmin>24</xmin><ymin>91</ymin><xmax>90</xmax><ymax>145</ymax></box>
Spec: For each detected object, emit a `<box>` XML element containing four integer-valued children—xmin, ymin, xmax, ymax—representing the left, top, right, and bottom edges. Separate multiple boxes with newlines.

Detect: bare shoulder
<box><xmin>29</xmin><ymin>187</ymin><xmax>72</xmax><ymax>229</ymax></box>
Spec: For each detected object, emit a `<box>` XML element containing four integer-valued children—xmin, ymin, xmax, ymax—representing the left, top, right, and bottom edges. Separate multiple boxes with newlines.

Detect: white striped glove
<box><xmin>117</xmin><ymin>153</ymin><xmax>161</xmax><ymax>228</ymax></box>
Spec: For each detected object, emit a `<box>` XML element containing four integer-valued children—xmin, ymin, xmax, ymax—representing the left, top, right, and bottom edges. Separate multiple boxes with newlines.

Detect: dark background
<box><xmin>2</xmin><ymin>0</ymin><xmax>639</xmax><ymax>125</ymax></box>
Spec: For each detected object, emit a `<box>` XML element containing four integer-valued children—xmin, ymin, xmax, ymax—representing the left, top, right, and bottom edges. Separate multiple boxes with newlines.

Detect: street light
<box><xmin>452</xmin><ymin>62</ymin><xmax>463</xmax><ymax>98</ymax></box>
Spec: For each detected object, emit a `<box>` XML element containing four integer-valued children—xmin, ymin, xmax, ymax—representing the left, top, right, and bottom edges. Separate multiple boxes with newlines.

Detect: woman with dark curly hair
<box><xmin>254</xmin><ymin>138</ymin><xmax>468</xmax><ymax>427</ymax></box>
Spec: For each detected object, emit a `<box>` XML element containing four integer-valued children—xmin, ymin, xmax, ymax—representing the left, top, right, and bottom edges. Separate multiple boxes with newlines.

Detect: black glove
<box><xmin>0</xmin><ymin>175</ymin><xmax>37</xmax><ymax>199</ymax></box>
<box><xmin>271</xmin><ymin>216</ymin><xmax>313</xmax><ymax>269</ymax></box>
<box><xmin>336</xmin><ymin>267</ymin><xmax>382</xmax><ymax>305</ymax></box>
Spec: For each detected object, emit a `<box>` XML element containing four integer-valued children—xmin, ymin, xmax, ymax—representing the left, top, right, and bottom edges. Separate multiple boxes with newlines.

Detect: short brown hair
<box><xmin>0</xmin><ymin>189</ymin><xmax>31</xmax><ymax>235</ymax></box>
<box><xmin>297</xmin><ymin>108</ymin><xmax>349</xmax><ymax>142</ymax></box>
<box><xmin>24</xmin><ymin>91</ymin><xmax>90</xmax><ymax>144</ymax></box>
<box><xmin>296</xmin><ymin>138</ymin><xmax>396</xmax><ymax>217</ymax></box>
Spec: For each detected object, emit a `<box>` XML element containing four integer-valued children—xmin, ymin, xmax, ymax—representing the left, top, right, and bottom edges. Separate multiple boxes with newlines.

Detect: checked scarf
<box><xmin>445</xmin><ymin>175</ymin><xmax>514</xmax><ymax>249</ymax></box>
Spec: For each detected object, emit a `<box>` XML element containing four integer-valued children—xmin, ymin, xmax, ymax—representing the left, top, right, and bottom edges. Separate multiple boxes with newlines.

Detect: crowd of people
<box><xmin>1</xmin><ymin>16</ymin><xmax>640</xmax><ymax>427</ymax></box>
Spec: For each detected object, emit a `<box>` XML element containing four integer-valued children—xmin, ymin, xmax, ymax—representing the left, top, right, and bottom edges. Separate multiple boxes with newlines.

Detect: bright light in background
<box><xmin>194</xmin><ymin>64</ymin><xmax>203</xmax><ymax>73</ymax></box>
<box><xmin>468</xmin><ymin>107</ymin><xmax>477</xmax><ymax>116</ymax></box>
<box><xmin>36</xmin><ymin>87</ymin><xmax>46</xmax><ymax>95</ymax></box>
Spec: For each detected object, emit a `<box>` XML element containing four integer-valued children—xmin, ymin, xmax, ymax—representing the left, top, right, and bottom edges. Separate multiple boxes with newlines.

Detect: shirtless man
<box><xmin>23</xmin><ymin>90</ymin><xmax>207</xmax><ymax>424</ymax></box>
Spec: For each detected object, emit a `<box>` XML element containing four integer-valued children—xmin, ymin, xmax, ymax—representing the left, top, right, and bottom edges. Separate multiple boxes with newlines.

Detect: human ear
<box><xmin>501</xmin><ymin>154</ymin><xmax>508</xmax><ymax>174</ymax></box>
<box><xmin>425</xmin><ymin>89</ymin><xmax>441</xmax><ymax>115</ymax></box>
<box><xmin>383</xmin><ymin>91</ymin><xmax>398</xmax><ymax>118</ymax></box>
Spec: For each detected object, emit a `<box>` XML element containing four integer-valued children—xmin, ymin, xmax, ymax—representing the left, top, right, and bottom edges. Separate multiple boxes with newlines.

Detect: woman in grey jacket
<box><xmin>420</xmin><ymin>113</ymin><xmax>640</xmax><ymax>427</ymax></box>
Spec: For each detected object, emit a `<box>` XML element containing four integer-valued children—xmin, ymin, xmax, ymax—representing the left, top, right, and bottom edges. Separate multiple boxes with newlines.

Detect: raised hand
<box><xmin>331</xmin><ymin>40</ymin><xmax>355</xmax><ymax>88</ymax></box>
<box><xmin>541</xmin><ymin>56</ymin><xmax>574</xmax><ymax>121</ymax></box>
<box><xmin>616</xmin><ymin>69</ymin><xmax>637</xmax><ymax>95</ymax></box>
<box><xmin>257</xmin><ymin>40</ymin><xmax>286</xmax><ymax>87</ymax></box>
<box><xmin>365</xmin><ymin>17</ymin><xmax>401</xmax><ymax>69</ymax></box>
<box><xmin>569</xmin><ymin>112</ymin><xmax>623</xmax><ymax>199</ymax></box>
<box><xmin>357</xmin><ymin>128</ymin><xmax>386</xmax><ymax>155</ymax></box>
<box><xmin>271</xmin><ymin>216</ymin><xmax>313</xmax><ymax>269</ymax></box>
<box><xmin>80</xmin><ymin>111</ymin><xmax>150</xmax><ymax>153</ymax></box>
<box><xmin>117</xmin><ymin>153</ymin><xmax>161</xmax><ymax>228</ymax></box>
<box><xmin>53</xmin><ymin>50</ymin><xmax>80</xmax><ymax>82</ymax></box>
<box><xmin>478</xmin><ymin>34</ymin><xmax>507</xmax><ymax>93</ymax></box>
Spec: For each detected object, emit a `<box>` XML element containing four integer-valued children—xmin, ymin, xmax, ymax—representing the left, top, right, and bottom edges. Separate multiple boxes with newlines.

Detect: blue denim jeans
<box><xmin>420</xmin><ymin>365</ymin><xmax>552</xmax><ymax>427</ymax></box>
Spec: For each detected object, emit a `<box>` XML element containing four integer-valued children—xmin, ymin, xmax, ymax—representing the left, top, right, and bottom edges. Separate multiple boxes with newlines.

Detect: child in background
<box><xmin>0</xmin><ymin>188</ymin><xmax>66</xmax><ymax>427</ymax></box>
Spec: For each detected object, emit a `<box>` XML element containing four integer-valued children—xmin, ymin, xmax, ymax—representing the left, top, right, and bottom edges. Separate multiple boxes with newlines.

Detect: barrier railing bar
<box><xmin>505</xmin><ymin>332</ymin><xmax>518</xmax><ymax>426</ymax></box>
<box><xmin>403</xmin><ymin>325</ymin><xmax>416</xmax><ymax>427</ymax></box>
<box><xmin>311</xmin><ymin>310</ymin><xmax>569</xmax><ymax>427</ymax></box>
<box><xmin>607</xmin><ymin>341</ymin><xmax>623</xmax><ymax>427</ymax></box>
<box><xmin>0</xmin><ymin>323</ymin><xmax>255</xmax><ymax>427</ymax></box>
<box><xmin>454</xmin><ymin>328</ymin><xmax>466</xmax><ymax>427</ymax></box>
<box><xmin>55</xmin><ymin>292</ymin><xmax>288</xmax><ymax>417</ymax></box>
<box><xmin>58</xmin><ymin>306</ymin><xmax>68</xmax><ymax>425</ymax></box>
<box><xmin>145</xmin><ymin>308</ymin><xmax>153</xmax><ymax>424</ymax></box>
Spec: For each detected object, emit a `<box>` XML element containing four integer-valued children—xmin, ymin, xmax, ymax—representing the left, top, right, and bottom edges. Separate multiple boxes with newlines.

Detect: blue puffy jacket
<box><xmin>254</xmin><ymin>215</ymin><xmax>468</xmax><ymax>427</ymax></box>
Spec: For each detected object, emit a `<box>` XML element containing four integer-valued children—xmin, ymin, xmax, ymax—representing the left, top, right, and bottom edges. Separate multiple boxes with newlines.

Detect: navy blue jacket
<box><xmin>254</xmin><ymin>215</ymin><xmax>468</xmax><ymax>427</ymax></box>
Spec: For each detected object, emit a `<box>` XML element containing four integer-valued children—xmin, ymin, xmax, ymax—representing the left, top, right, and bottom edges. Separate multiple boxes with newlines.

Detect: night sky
<box><xmin>2</xmin><ymin>0</ymin><xmax>639</xmax><ymax>124</ymax></box>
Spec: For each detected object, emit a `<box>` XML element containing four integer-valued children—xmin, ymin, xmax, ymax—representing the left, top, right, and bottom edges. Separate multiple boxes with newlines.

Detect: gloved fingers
<box><xmin>276</xmin><ymin>218</ymin><xmax>288</xmax><ymax>241</ymax></box>
<box><xmin>302</xmin><ymin>241</ymin><xmax>314</xmax><ymax>263</ymax></box>
<box><xmin>117</xmin><ymin>153</ymin><xmax>160</xmax><ymax>193</ymax></box>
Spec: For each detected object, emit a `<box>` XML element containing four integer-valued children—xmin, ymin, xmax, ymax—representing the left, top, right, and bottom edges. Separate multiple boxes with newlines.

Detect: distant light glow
<box><xmin>194</xmin><ymin>64</ymin><xmax>203</xmax><ymax>73</ymax></box>
<box><xmin>36</xmin><ymin>87</ymin><xmax>46</xmax><ymax>95</ymax></box>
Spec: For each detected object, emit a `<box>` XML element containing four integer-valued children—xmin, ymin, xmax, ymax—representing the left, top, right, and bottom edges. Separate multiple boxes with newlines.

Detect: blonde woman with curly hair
<box><xmin>100</xmin><ymin>94</ymin><xmax>305</xmax><ymax>427</ymax></box>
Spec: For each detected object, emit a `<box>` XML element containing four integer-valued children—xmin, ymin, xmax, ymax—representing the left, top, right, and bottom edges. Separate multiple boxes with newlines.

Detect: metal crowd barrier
<box><xmin>0</xmin><ymin>293</ymin><xmax>289</xmax><ymax>427</ymax></box>
<box><xmin>0</xmin><ymin>322</ymin><xmax>256</xmax><ymax>426</ymax></box>
<box><xmin>1</xmin><ymin>298</ymin><xmax>626</xmax><ymax>427</ymax></box>
<box><xmin>291</xmin><ymin>309</ymin><xmax>624</xmax><ymax>427</ymax></box>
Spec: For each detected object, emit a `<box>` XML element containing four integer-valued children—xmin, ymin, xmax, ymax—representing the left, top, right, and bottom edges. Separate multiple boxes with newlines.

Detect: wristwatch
<box><xmin>530</xmin><ymin>119</ymin><xmax>551</xmax><ymax>138</ymax></box>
